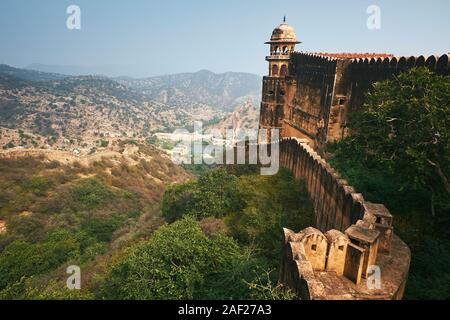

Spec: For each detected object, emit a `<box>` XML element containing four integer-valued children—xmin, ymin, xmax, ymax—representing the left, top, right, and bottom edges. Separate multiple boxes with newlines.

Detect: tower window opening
<box><xmin>271</xmin><ymin>65</ymin><xmax>279</xmax><ymax>77</ymax></box>
<box><xmin>280</xmin><ymin>65</ymin><xmax>288</xmax><ymax>77</ymax></box>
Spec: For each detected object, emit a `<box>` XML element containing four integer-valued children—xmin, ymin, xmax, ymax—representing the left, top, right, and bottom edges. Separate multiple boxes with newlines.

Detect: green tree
<box><xmin>226</xmin><ymin>168</ymin><xmax>314</xmax><ymax>262</ymax></box>
<box><xmin>161</xmin><ymin>181</ymin><xmax>196</xmax><ymax>222</ymax></box>
<box><xmin>0</xmin><ymin>237</ymin><xmax>79</xmax><ymax>290</ymax></box>
<box><xmin>339</xmin><ymin>67</ymin><xmax>450</xmax><ymax>214</ymax></box>
<box><xmin>103</xmin><ymin>217</ymin><xmax>258</xmax><ymax>300</ymax></box>
<box><xmin>162</xmin><ymin>168</ymin><xmax>242</xmax><ymax>221</ymax></box>
<box><xmin>190</xmin><ymin>168</ymin><xmax>242</xmax><ymax>219</ymax></box>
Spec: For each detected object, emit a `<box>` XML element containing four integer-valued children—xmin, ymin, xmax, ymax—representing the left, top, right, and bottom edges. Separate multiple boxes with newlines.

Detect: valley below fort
<box><xmin>0</xmin><ymin>64</ymin><xmax>261</xmax><ymax>156</ymax></box>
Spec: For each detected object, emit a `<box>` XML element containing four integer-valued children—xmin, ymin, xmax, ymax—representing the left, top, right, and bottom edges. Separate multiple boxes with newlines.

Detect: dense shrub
<box><xmin>21</xmin><ymin>176</ymin><xmax>52</xmax><ymax>196</ymax></box>
<box><xmin>70</xmin><ymin>178</ymin><xmax>114</xmax><ymax>209</ymax></box>
<box><xmin>226</xmin><ymin>168</ymin><xmax>314</xmax><ymax>262</ymax></box>
<box><xmin>163</xmin><ymin>167</ymin><xmax>314</xmax><ymax>264</ymax></box>
<box><xmin>103</xmin><ymin>217</ymin><xmax>260</xmax><ymax>300</ymax></box>
<box><xmin>81</xmin><ymin>217</ymin><xmax>124</xmax><ymax>243</ymax></box>
<box><xmin>0</xmin><ymin>236</ymin><xmax>79</xmax><ymax>291</ymax></box>
<box><xmin>161</xmin><ymin>181</ymin><xmax>196</xmax><ymax>222</ymax></box>
<box><xmin>162</xmin><ymin>168</ymin><xmax>243</xmax><ymax>221</ymax></box>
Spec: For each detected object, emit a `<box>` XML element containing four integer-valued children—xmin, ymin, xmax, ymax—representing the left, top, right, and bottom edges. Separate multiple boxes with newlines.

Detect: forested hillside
<box><xmin>0</xmin><ymin>159</ymin><xmax>314</xmax><ymax>299</ymax></box>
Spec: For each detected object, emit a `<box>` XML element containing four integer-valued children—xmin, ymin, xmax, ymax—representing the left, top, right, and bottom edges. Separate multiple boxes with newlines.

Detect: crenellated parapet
<box><xmin>348</xmin><ymin>54</ymin><xmax>450</xmax><ymax>80</ymax></box>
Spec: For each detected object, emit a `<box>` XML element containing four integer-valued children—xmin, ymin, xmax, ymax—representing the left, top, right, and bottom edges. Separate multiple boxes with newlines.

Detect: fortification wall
<box><xmin>346</xmin><ymin>54</ymin><xmax>450</xmax><ymax>117</ymax></box>
<box><xmin>280</xmin><ymin>137</ymin><xmax>362</xmax><ymax>232</ymax></box>
<box><xmin>287</xmin><ymin>54</ymin><xmax>337</xmax><ymax>146</ymax></box>
<box><xmin>280</xmin><ymin>53</ymin><xmax>450</xmax><ymax>148</ymax></box>
<box><xmin>276</xmin><ymin>137</ymin><xmax>411</xmax><ymax>300</ymax></box>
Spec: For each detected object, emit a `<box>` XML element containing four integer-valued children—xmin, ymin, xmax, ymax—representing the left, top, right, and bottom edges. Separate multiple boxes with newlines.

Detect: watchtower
<box><xmin>265</xmin><ymin>17</ymin><xmax>301</xmax><ymax>77</ymax></box>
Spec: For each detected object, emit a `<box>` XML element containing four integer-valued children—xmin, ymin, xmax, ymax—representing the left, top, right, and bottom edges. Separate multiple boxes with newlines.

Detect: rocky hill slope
<box><xmin>0</xmin><ymin>66</ymin><xmax>262</xmax><ymax>152</ymax></box>
<box><xmin>0</xmin><ymin>70</ymin><xmax>220</xmax><ymax>152</ymax></box>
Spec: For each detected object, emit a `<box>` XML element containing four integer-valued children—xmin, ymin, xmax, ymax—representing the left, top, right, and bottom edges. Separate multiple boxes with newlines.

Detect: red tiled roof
<box><xmin>313</xmin><ymin>52</ymin><xmax>394</xmax><ymax>60</ymax></box>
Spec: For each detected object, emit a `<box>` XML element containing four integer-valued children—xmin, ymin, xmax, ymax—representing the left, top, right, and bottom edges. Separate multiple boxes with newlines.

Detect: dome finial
<box><xmin>283</xmin><ymin>15</ymin><xmax>286</xmax><ymax>23</ymax></box>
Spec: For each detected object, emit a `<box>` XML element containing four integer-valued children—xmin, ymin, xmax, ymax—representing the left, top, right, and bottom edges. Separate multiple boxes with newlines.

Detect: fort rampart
<box><xmin>276</xmin><ymin>137</ymin><xmax>411</xmax><ymax>300</ymax></box>
<box><xmin>260</xmin><ymin>53</ymin><xmax>450</xmax><ymax>150</ymax></box>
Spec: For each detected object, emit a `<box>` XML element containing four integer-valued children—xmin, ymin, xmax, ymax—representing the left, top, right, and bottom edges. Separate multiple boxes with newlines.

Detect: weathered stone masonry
<box><xmin>256</xmin><ymin>19</ymin><xmax>450</xmax><ymax>300</ymax></box>
<box><xmin>277</xmin><ymin>137</ymin><xmax>410</xmax><ymax>300</ymax></box>
<box><xmin>261</xmin><ymin>51</ymin><xmax>450</xmax><ymax>150</ymax></box>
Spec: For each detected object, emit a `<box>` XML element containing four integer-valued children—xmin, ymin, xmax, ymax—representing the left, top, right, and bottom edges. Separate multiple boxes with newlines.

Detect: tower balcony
<box><xmin>266</xmin><ymin>54</ymin><xmax>292</xmax><ymax>61</ymax></box>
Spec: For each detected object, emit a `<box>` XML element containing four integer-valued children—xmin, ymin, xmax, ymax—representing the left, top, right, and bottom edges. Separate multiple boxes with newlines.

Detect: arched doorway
<box><xmin>280</xmin><ymin>64</ymin><xmax>288</xmax><ymax>77</ymax></box>
<box><xmin>271</xmin><ymin>65</ymin><xmax>279</xmax><ymax>77</ymax></box>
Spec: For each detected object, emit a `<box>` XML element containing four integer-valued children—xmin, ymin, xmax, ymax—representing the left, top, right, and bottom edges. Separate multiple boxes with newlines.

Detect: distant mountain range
<box><xmin>116</xmin><ymin>70</ymin><xmax>262</xmax><ymax>112</ymax></box>
<box><xmin>20</xmin><ymin>64</ymin><xmax>262</xmax><ymax>112</ymax></box>
<box><xmin>24</xmin><ymin>63</ymin><xmax>149</xmax><ymax>79</ymax></box>
<box><xmin>0</xmin><ymin>64</ymin><xmax>261</xmax><ymax>151</ymax></box>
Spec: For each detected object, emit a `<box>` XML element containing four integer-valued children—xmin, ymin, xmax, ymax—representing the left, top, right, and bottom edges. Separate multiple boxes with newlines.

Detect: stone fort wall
<box><xmin>260</xmin><ymin>53</ymin><xmax>450</xmax><ymax>150</ymax></box>
<box><xmin>270</xmin><ymin>137</ymin><xmax>411</xmax><ymax>300</ymax></box>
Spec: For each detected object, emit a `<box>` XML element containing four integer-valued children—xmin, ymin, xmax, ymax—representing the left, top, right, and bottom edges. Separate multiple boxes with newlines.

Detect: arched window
<box><xmin>271</xmin><ymin>65</ymin><xmax>279</xmax><ymax>77</ymax></box>
<box><xmin>282</xmin><ymin>46</ymin><xmax>288</xmax><ymax>54</ymax></box>
<box><xmin>280</xmin><ymin>64</ymin><xmax>288</xmax><ymax>77</ymax></box>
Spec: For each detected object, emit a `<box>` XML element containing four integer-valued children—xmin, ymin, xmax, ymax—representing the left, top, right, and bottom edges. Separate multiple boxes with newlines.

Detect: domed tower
<box><xmin>259</xmin><ymin>18</ymin><xmax>301</xmax><ymax>144</ymax></box>
<box><xmin>265</xmin><ymin>17</ymin><xmax>301</xmax><ymax>77</ymax></box>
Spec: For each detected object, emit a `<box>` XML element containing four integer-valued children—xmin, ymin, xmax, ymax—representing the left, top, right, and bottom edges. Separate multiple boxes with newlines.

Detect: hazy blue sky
<box><xmin>0</xmin><ymin>0</ymin><xmax>449</xmax><ymax>77</ymax></box>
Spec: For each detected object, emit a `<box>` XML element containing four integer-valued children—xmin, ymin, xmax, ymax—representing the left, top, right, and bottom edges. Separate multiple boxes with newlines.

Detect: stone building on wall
<box><xmin>259</xmin><ymin>19</ymin><xmax>450</xmax><ymax>150</ymax></box>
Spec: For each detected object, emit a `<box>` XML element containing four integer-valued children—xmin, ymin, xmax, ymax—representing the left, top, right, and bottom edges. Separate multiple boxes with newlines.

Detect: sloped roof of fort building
<box><xmin>266</xmin><ymin>17</ymin><xmax>301</xmax><ymax>44</ymax></box>
<box><xmin>345</xmin><ymin>224</ymin><xmax>380</xmax><ymax>245</ymax></box>
<box><xmin>325</xmin><ymin>229</ymin><xmax>349</xmax><ymax>243</ymax></box>
<box><xmin>295</xmin><ymin>227</ymin><xmax>325</xmax><ymax>242</ymax></box>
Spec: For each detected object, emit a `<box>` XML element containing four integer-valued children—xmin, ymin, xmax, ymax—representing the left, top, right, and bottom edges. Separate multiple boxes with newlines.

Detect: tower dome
<box><xmin>270</xmin><ymin>23</ymin><xmax>297</xmax><ymax>42</ymax></box>
<box><xmin>266</xmin><ymin>17</ymin><xmax>300</xmax><ymax>44</ymax></box>
<box><xmin>265</xmin><ymin>17</ymin><xmax>301</xmax><ymax>77</ymax></box>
